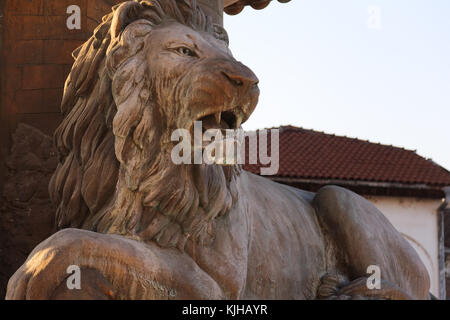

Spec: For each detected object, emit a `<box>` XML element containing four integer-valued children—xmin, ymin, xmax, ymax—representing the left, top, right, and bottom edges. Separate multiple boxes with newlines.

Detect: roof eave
<box><xmin>270</xmin><ymin>177</ymin><xmax>449</xmax><ymax>199</ymax></box>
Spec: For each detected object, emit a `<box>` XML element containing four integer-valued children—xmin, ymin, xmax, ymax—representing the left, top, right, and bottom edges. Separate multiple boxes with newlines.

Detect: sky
<box><xmin>224</xmin><ymin>0</ymin><xmax>450</xmax><ymax>170</ymax></box>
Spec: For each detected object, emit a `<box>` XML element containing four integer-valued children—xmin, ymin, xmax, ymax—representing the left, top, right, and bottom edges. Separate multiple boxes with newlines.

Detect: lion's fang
<box><xmin>215</xmin><ymin>112</ymin><xmax>221</xmax><ymax>124</ymax></box>
<box><xmin>235</xmin><ymin>112</ymin><xmax>244</xmax><ymax>128</ymax></box>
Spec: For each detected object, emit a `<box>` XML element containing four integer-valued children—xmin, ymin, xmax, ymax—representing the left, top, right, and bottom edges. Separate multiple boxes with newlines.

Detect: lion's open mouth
<box><xmin>197</xmin><ymin>108</ymin><xmax>244</xmax><ymax>133</ymax></box>
<box><xmin>189</xmin><ymin>108</ymin><xmax>245</xmax><ymax>165</ymax></box>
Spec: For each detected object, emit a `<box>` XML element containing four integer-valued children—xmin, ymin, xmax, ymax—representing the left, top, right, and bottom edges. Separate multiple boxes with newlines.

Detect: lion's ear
<box><xmin>111</xmin><ymin>1</ymin><xmax>144</xmax><ymax>39</ymax></box>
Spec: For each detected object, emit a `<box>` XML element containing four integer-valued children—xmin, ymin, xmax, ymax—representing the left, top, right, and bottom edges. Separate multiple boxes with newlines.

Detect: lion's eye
<box><xmin>176</xmin><ymin>47</ymin><xmax>197</xmax><ymax>57</ymax></box>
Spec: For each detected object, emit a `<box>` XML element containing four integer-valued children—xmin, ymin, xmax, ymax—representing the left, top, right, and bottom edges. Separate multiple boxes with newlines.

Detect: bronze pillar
<box><xmin>198</xmin><ymin>0</ymin><xmax>223</xmax><ymax>26</ymax></box>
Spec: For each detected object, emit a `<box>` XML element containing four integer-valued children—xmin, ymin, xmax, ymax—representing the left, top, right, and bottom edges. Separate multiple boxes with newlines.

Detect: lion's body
<box><xmin>6</xmin><ymin>1</ymin><xmax>431</xmax><ymax>300</ymax></box>
<box><xmin>228</xmin><ymin>173</ymin><xmax>325</xmax><ymax>299</ymax></box>
<box><xmin>7</xmin><ymin>172</ymin><xmax>430</xmax><ymax>300</ymax></box>
<box><xmin>180</xmin><ymin>172</ymin><xmax>429</xmax><ymax>299</ymax></box>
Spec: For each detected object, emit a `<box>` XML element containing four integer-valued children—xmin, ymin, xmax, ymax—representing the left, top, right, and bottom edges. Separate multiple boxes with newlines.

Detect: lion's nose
<box><xmin>222</xmin><ymin>67</ymin><xmax>259</xmax><ymax>90</ymax></box>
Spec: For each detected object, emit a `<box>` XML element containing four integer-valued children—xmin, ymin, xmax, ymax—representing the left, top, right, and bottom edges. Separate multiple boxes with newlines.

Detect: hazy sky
<box><xmin>224</xmin><ymin>0</ymin><xmax>450</xmax><ymax>170</ymax></box>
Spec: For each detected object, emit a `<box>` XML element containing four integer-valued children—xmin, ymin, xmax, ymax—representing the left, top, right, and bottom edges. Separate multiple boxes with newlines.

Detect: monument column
<box><xmin>198</xmin><ymin>0</ymin><xmax>224</xmax><ymax>26</ymax></box>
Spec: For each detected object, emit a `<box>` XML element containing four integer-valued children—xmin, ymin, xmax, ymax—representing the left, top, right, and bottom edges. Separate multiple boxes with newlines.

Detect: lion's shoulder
<box><xmin>243</xmin><ymin>171</ymin><xmax>315</xmax><ymax>206</ymax></box>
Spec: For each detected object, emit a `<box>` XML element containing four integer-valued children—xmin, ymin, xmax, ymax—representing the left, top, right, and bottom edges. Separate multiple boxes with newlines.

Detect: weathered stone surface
<box><xmin>0</xmin><ymin>123</ymin><xmax>57</xmax><ymax>298</ymax></box>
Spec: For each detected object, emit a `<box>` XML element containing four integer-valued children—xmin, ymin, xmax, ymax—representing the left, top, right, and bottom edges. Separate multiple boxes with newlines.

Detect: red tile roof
<box><xmin>243</xmin><ymin>126</ymin><xmax>450</xmax><ymax>187</ymax></box>
<box><xmin>225</xmin><ymin>0</ymin><xmax>291</xmax><ymax>15</ymax></box>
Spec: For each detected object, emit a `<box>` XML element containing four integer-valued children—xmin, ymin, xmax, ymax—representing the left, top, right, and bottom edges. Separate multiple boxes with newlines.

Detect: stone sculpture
<box><xmin>6</xmin><ymin>0</ymin><xmax>431</xmax><ymax>300</ymax></box>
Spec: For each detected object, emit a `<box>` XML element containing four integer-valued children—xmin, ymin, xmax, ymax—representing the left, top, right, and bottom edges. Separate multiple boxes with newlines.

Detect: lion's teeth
<box><xmin>215</xmin><ymin>112</ymin><xmax>221</xmax><ymax>124</ymax></box>
<box><xmin>235</xmin><ymin>112</ymin><xmax>244</xmax><ymax>128</ymax></box>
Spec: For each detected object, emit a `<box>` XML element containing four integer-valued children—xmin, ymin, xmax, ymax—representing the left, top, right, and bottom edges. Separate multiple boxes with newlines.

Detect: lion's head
<box><xmin>49</xmin><ymin>0</ymin><xmax>259</xmax><ymax>250</ymax></box>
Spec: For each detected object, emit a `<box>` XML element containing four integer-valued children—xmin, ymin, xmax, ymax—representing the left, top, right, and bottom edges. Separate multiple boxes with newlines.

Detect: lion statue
<box><xmin>6</xmin><ymin>0</ymin><xmax>431</xmax><ymax>300</ymax></box>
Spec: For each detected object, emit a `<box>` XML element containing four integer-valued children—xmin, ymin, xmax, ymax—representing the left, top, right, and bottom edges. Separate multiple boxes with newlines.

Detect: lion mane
<box><xmin>49</xmin><ymin>0</ymin><xmax>239</xmax><ymax>251</ymax></box>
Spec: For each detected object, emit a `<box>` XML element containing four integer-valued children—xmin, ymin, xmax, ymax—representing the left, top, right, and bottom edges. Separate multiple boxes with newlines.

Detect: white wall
<box><xmin>365</xmin><ymin>196</ymin><xmax>441</xmax><ymax>298</ymax></box>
